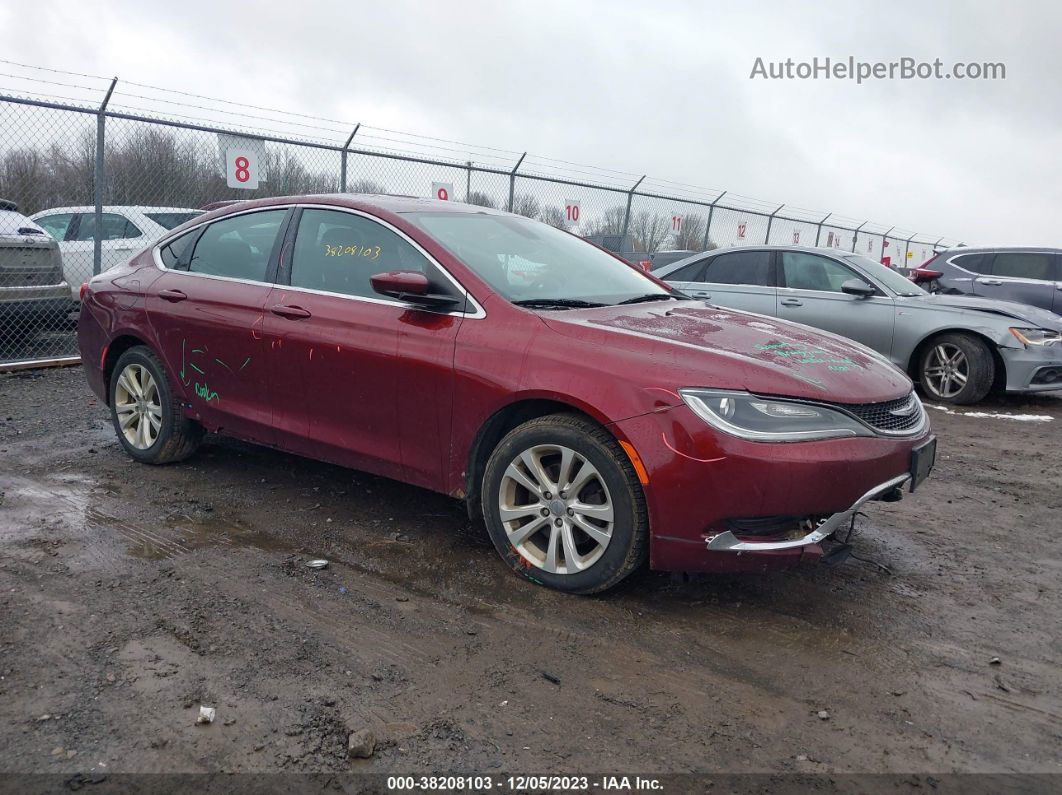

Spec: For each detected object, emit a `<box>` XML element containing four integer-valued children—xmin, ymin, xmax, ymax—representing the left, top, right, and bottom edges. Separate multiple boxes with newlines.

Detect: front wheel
<box><xmin>481</xmin><ymin>413</ymin><xmax>648</xmax><ymax>594</ymax></box>
<box><xmin>109</xmin><ymin>345</ymin><xmax>204</xmax><ymax>464</ymax></box>
<box><xmin>918</xmin><ymin>333</ymin><xmax>994</xmax><ymax>405</ymax></box>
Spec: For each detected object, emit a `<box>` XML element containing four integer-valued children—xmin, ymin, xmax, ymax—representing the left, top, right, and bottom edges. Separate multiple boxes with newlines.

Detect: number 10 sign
<box><xmin>225</xmin><ymin>148</ymin><xmax>260</xmax><ymax>190</ymax></box>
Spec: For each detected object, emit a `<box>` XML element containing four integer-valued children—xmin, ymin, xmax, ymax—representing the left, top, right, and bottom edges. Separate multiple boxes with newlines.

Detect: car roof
<box><xmin>941</xmin><ymin>245</ymin><xmax>1062</xmax><ymax>254</ymax></box>
<box><xmin>30</xmin><ymin>205</ymin><xmax>199</xmax><ymax>216</ymax></box>
<box><xmin>652</xmin><ymin>244</ymin><xmax>863</xmax><ymax>276</ymax></box>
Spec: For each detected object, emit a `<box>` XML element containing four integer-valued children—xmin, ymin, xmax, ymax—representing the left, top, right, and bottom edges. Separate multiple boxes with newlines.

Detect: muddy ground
<box><xmin>0</xmin><ymin>366</ymin><xmax>1059</xmax><ymax>785</ymax></box>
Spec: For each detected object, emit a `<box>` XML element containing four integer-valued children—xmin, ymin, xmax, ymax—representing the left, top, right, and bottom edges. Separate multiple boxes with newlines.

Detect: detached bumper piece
<box><xmin>705</xmin><ymin>472</ymin><xmax>911</xmax><ymax>552</ymax></box>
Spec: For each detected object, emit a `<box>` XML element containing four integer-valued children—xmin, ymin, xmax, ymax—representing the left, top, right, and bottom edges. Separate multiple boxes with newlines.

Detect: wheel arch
<box><xmin>907</xmin><ymin>328</ymin><xmax>1006</xmax><ymax>393</ymax></box>
<box><xmin>101</xmin><ymin>334</ymin><xmax>153</xmax><ymax>405</ymax></box>
<box><xmin>463</xmin><ymin>396</ymin><xmax>614</xmax><ymax>523</ymax></box>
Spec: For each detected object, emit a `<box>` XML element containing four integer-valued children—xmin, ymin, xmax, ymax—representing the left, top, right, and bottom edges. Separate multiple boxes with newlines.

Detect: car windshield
<box><xmin>145</xmin><ymin>211</ymin><xmax>201</xmax><ymax>230</ymax></box>
<box><xmin>844</xmin><ymin>254</ymin><xmax>926</xmax><ymax>296</ymax></box>
<box><xmin>404</xmin><ymin>212</ymin><xmax>672</xmax><ymax>306</ymax></box>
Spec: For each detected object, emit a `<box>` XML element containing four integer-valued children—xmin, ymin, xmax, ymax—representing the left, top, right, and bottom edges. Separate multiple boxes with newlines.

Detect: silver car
<box><xmin>656</xmin><ymin>245</ymin><xmax>1062</xmax><ymax>405</ymax></box>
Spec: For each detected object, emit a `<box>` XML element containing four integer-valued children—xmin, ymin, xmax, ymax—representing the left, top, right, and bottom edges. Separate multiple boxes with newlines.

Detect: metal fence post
<box><xmin>880</xmin><ymin>226</ymin><xmax>895</xmax><ymax>263</ymax></box>
<box><xmin>507</xmin><ymin>152</ymin><xmax>526</xmax><ymax>212</ymax></box>
<box><xmin>764</xmin><ymin>204</ymin><xmax>784</xmax><ymax>244</ymax></box>
<box><xmin>703</xmin><ymin>190</ymin><xmax>725</xmax><ymax>250</ymax></box>
<box><xmin>852</xmin><ymin>221</ymin><xmax>868</xmax><ymax>252</ymax></box>
<box><xmin>93</xmin><ymin>77</ymin><xmax>117</xmax><ymax>277</ymax></box>
<box><xmin>339</xmin><ymin>124</ymin><xmax>360</xmax><ymax>192</ymax></box>
<box><xmin>465</xmin><ymin>161</ymin><xmax>472</xmax><ymax>201</ymax></box>
<box><xmin>621</xmin><ymin>175</ymin><xmax>646</xmax><ymax>243</ymax></box>
<box><xmin>903</xmin><ymin>233</ymin><xmax>918</xmax><ymax>268</ymax></box>
<box><xmin>814</xmin><ymin>213</ymin><xmax>831</xmax><ymax>247</ymax></box>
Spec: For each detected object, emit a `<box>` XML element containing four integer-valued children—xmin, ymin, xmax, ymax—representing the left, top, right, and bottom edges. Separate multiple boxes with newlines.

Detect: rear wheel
<box><xmin>109</xmin><ymin>346</ymin><xmax>203</xmax><ymax>464</ymax></box>
<box><xmin>918</xmin><ymin>333</ymin><xmax>994</xmax><ymax>405</ymax></box>
<box><xmin>481</xmin><ymin>413</ymin><xmax>648</xmax><ymax>594</ymax></box>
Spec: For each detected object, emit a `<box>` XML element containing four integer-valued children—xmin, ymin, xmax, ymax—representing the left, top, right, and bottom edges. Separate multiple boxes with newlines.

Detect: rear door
<box><xmin>263</xmin><ymin>206</ymin><xmax>467</xmax><ymax>489</ymax></box>
<box><xmin>63</xmin><ymin>212</ymin><xmax>145</xmax><ymax>290</ymax></box>
<box><xmin>975</xmin><ymin>251</ymin><xmax>1058</xmax><ymax>312</ymax></box>
<box><xmin>147</xmin><ymin>207</ymin><xmax>290</xmax><ymax>446</ymax></box>
<box><xmin>694</xmin><ymin>249</ymin><xmax>778</xmax><ymax>315</ymax></box>
<box><xmin>777</xmin><ymin>251</ymin><xmax>896</xmax><ymax>355</ymax></box>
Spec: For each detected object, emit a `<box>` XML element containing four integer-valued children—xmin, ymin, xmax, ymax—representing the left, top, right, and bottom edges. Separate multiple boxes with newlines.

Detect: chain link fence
<box><xmin>0</xmin><ymin>77</ymin><xmax>962</xmax><ymax>369</ymax></box>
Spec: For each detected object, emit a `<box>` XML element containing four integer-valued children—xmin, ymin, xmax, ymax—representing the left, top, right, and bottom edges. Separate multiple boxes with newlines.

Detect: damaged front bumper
<box><xmin>704</xmin><ymin>472</ymin><xmax>911</xmax><ymax>552</ymax></box>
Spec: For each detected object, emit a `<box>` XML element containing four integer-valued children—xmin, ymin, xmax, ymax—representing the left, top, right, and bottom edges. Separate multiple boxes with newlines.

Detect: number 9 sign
<box><xmin>226</xmin><ymin>148</ymin><xmax>259</xmax><ymax>190</ymax></box>
<box><xmin>431</xmin><ymin>182</ymin><xmax>454</xmax><ymax>202</ymax></box>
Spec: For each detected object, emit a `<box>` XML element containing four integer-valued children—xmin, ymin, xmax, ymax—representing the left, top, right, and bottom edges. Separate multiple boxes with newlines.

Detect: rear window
<box><xmin>145</xmin><ymin>211</ymin><xmax>200</xmax><ymax>230</ymax></box>
<box><xmin>949</xmin><ymin>253</ymin><xmax>985</xmax><ymax>273</ymax></box>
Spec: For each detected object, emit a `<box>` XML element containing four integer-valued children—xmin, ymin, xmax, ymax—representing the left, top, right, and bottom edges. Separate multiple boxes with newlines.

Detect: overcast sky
<box><xmin>1</xmin><ymin>0</ymin><xmax>1059</xmax><ymax>246</ymax></box>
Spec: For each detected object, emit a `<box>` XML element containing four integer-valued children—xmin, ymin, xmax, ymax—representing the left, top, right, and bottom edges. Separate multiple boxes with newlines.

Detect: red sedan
<box><xmin>77</xmin><ymin>195</ymin><xmax>935</xmax><ymax>593</ymax></box>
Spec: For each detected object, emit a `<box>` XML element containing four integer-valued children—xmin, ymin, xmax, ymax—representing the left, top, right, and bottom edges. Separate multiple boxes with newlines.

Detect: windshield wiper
<box><xmin>512</xmin><ymin>298</ymin><xmax>607</xmax><ymax>309</ymax></box>
<box><xmin>615</xmin><ymin>293</ymin><xmax>688</xmax><ymax>305</ymax></box>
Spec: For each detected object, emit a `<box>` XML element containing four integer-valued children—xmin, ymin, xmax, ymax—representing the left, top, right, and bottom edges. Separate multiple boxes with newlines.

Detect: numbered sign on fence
<box><xmin>671</xmin><ymin>214</ymin><xmax>683</xmax><ymax>233</ymax></box>
<box><xmin>867</xmin><ymin>238</ymin><xmax>874</xmax><ymax>252</ymax></box>
<box><xmin>826</xmin><ymin>231</ymin><xmax>835</xmax><ymax>247</ymax></box>
<box><xmin>737</xmin><ymin>222</ymin><xmax>747</xmax><ymax>240</ymax></box>
<box><xmin>225</xmin><ymin>148</ymin><xmax>260</xmax><ymax>189</ymax></box>
<box><xmin>431</xmin><ymin>182</ymin><xmax>453</xmax><ymax>201</ymax></box>
<box><xmin>792</xmin><ymin>230</ymin><xmax>800</xmax><ymax>244</ymax></box>
<box><xmin>564</xmin><ymin>199</ymin><xmax>581</xmax><ymax>223</ymax></box>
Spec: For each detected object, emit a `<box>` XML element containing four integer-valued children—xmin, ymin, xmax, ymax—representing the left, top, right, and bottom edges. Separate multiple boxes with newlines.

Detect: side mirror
<box><xmin>841</xmin><ymin>278</ymin><xmax>876</xmax><ymax>298</ymax></box>
<box><xmin>370</xmin><ymin>271</ymin><xmax>460</xmax><ymax>308</ymax></box>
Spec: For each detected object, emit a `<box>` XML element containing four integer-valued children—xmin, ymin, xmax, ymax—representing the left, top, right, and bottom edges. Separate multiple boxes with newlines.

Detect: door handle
<box><xmin>977</xmin><ymin>278</ymin><xmax>1003</xmax><ymax>286</ymax></box>
<box><xmin>689</xmin><ymin>290</ymin><xmax>711</xmax><ymax>299</ymax></box>
<box><xmin>780</xmin><ymin>298</ymin><xmax>803</xmax><ymax>307</ymax></box>
<box><xmin>271</xmin><ymin>304</ymin><xmax>312</xmax><ymax>320</ymax></box>
<box><xmin>158</xmin><ymin>289</ymin><xmax>187</xmax><ymax>303</ymax></box>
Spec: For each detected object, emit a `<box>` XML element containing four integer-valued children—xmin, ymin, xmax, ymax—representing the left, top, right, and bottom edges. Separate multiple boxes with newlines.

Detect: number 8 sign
<box><xmin>226</xmin><ymin>148</ymin><xmax>259</xmax><ymax>189</ymax></box>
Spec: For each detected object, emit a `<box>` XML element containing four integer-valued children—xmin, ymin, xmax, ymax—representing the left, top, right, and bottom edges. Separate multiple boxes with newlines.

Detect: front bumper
<box><xmin>612</xmin><ymin>403</ymin><xmax>933</xmax><ymax>574</ymax></box>
<box><xmin>705</xmin><ymin>472</ymin><xmax>909</xmax><ymax>551</ymax></box>
<box><xmin>1000</xmin><ymin>345</ymin><xmax>1062</xmax><ymax>393</ymax></box>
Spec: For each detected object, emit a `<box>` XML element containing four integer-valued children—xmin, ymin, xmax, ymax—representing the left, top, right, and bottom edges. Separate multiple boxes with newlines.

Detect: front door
<box><xmin>264</xmin><ymin>207</ymin><xmax>467</xmax><ymax>489</ymax></box>
<box><xmin>776</xmin><ymin>251</ymin><xmax>896</xmax><ymax>356</ymax></box>
<box><xmin>147</xmin><ymin>207</ymin><xmax>290</xmax><ymax>445</ymax></box>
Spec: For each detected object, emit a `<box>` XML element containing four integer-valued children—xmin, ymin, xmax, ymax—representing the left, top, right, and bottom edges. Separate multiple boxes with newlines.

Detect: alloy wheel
<box><xmin>498</xmin><ymin>444</ymin><xmax>614</xmax><ymax>575</ymax></box>
<box><xmin>924</xmin><ymin>342</ymin><xmax>969</xmax><ymax>399</ymax></box>
<box><xmin>114</xmin><ymin>363</ymin><xmax>163</xmax><ymax>450</ymax></box>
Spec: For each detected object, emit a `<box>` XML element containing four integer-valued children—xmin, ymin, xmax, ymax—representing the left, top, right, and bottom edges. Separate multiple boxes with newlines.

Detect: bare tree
<box><xmin>347</xmin><ymin>178</ymin><xmax>386</xmax><ymax>194</ymax></box>
<box><xmin>628</xmin><ymin>210</ymin><xmax>670</xmax><ymax>254</ymax></box>
<box><xmin>580</xmin><ymin>206</ymin><xmax>627</xmax><ymax>238</ymax></box>
<box><xmin>673</xmin><ymin>213</ymin><xmax>707</xmax><ymax>250</ymax></box>
<box><xmin>466</xmin><ymin>190</ymin><xmax>497</xmax><ymax>208</ymax></box>
<box><xmin>538</xmin><ymin>205</ymin><xmax>567</xmax><ymax>229</ymax></box>
<box><xmin>511</xmin><ymin>193</ymin><xmax>540</xmax><ymax>218</ymax></box>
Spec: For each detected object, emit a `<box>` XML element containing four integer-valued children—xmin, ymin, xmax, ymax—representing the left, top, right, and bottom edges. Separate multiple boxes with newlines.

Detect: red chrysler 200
<box><xmin>78</xmin><ymin>195</ymin><xmax>936</xmax><ymax>593</ymax></box>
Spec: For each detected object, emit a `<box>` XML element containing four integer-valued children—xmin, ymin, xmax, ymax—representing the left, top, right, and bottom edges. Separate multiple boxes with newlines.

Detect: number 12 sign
<box><xmin>225</xmin><ymin>148</ymin><xmax>259</xmax><ymax>190</ymax></box>
<box><xmin>564</xmin><ymin>199</ymin><xmax>581</xmax><ymax>223</ymax></box>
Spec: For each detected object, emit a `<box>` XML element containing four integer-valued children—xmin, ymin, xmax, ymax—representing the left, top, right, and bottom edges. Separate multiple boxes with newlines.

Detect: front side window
<box><xmin>36</xmin><ymin>213</ymin><xmax>75</xmax><ymax>241</ymax></box>
<box><xmin>703</xmin><ymin>251</ymin><xmax>773</xmax><ymax>286</ymax></box>
<box><xmin>405</xmin><ymin>212</ymin><xmax>669</xmax><ymax>305</ymax></box>
<box><xmin>187</xmin><ymin>209</ymin><xmax>287</xmax><ymax>282</ymax></box>
<box><xmin>782</xmin><ymin>252</ymin><xmax>868</xmax><ymax>293</ymax></box>
<box><xmin>73</xmin><ymin>213</ymin><xmax>142</xmax><ymax>242</ymax></box>
<box><xmin>843</xmin><ymin>254</ymin><xmax>924</xmax><ymax>296</ymax></box>
<box><xmin>990</xmin><ymin>253</ymin><xmax>1054</xmax><ymax>281</ymax></box>
<box><xmin>289</xmin><ymin>209</ymin><xmax>435</xmax><ymax>299</ymax></box>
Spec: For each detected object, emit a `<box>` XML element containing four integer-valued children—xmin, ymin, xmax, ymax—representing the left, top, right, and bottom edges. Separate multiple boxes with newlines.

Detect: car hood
<box><xmin>541</xmin><ymin>302</ymin><xmax>913</xmax><ymax>403</ymax></box>
<box><xmin>903</xmin><ymin>294</ymin><xmax>1062</xmax><ymax>329</ymax></box>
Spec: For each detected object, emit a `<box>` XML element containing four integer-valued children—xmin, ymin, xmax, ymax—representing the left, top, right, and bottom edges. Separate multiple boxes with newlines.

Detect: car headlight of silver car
<box><xmin>1010</xmin><ymin>328</ymin><xmax>1062</xmax><ymax>347</ymax></box>
<box><xmin>678</xmin><ymin>389</ymin><xmax>873</xmax><ymax>442</ymax></box>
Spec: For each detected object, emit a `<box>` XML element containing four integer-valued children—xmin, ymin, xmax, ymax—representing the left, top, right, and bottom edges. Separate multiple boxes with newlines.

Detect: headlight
<box><xmin>678</xmin><ymin>389</ymin><xmax>872</xmax><ymax>442</ymax></box>
<box><xmin>1010</xmin><ymin>328</ymin><xmax>1062</xmax><ymax>347</ymax></box>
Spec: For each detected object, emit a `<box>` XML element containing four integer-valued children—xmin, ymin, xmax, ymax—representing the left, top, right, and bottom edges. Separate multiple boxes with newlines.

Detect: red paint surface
<box><xmin>78</xmin><ymin>194</ymin><xmax>932</xmax><ymax>574</ymax></box>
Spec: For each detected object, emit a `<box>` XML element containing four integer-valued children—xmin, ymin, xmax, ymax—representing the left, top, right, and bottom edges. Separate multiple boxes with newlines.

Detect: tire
<box><xmin>918</xmin><ymin>332</ymin><xmax>994</xmax><ymax>405</ymax></box>
<box><xmin>481</xmin><ymin>413</ymin><xmax>648</xmax><ymax>594</ymax></box>
<box><xmin>108</xmin><ymin>345</ymin><xmax>204</xmax><ymax>464</ymax></box>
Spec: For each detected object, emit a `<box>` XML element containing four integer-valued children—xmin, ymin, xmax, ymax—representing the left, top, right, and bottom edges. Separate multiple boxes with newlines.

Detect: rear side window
<box><xmin>145</xmin><ymin>211</ymin><xmax>200</xmax><ymax>230</ymax></box>
<box><xmin>35</xmin><ymin>213</ymin><xmax>75</xmax><ymax>241</ymax></box>
<box><xmin>948</xmin><ymin>253</ymin><xmax>985</xmax><ymax>273</ymax></box>
<box><xmin>73</xmin><ymin>213</ymin><xmax>142</xmax><ymax>241</ymax></box>
<box><xmin>666</xmin><ymin>258</ymin><xmax>707</xmax><ymax>282</ymax></box>
<box><xmin>990</xmin><ymin>252</ymin><xmax>1055</xmax><ymax>280</ymax></box>
<box><xmin>159</xmin><ymin>230</ymin><xmax>199</xmax><ymax>269</ymax></box>
<box><xmin>187</xmin><ymin>209</ymin><xmax>287</xmax><ymax>282</ymax></box>
<box><xmin>289</xmin><ymin>209</ymin><xmax>433</xmax><ymax>299</ymax></box>
<box><xmin>704</xmin><ymin>250</ymin><xmax>773</xmax><ymax>286</ymax></box>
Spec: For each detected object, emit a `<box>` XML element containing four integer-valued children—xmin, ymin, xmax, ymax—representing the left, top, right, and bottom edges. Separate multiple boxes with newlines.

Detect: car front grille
<box><xmin>829</xmin><ymin>393</ymin><xmax>924</xmax><ymax>435</ymax></box>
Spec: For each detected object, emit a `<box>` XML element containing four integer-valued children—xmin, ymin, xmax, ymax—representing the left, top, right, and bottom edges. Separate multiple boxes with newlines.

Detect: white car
<box><xmin>30</xmin><ymin>206</ymin><xmax>201</xmax><ymax>298</ymax></box>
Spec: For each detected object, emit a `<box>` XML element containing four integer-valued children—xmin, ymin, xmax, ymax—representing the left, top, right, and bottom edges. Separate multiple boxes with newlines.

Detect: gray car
<box><xmin>910</xmin><ymin>246</ymin><xmax>1062</xmax><ymax>315</ymax></box>
<box><xmin>656</xmin><ymin>245</ymin><xmax>1062</xmax><ymax>404</ymax></box>
<box><xmin>1</xmin><ymin>200</ymin><xmax>71</xmax><ymax>333</ymax></box>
